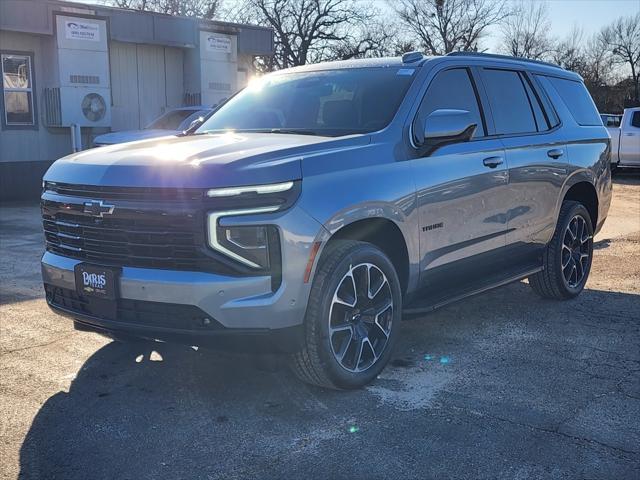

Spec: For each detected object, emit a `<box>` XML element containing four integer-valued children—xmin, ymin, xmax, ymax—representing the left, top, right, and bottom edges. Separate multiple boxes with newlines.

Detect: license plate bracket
<box><xmin>74</xmin><ymin>263</ymin><xmax>119</xmax><ymax>300</ymax></box>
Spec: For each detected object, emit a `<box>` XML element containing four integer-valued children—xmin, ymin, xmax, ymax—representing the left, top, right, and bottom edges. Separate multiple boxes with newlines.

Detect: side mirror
<box><xmin>414</xmin><ymin>108</ymin><xmax>478</xmax><ymax>156</ymax></box>
<box><xmin>417</xmin><ymin>109</ymin><xmax>477</xmax><ymax>150</ymax></box>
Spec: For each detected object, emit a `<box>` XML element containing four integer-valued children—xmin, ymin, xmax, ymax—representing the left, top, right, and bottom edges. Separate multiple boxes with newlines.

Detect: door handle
<box><xmin>547</xmin><ymin>149</ymin><xmax>564</xmax><ymax>159</ymax></box>
<box><xmin>482</xmin><ymin>156</ymin><xmax>503</xmax><ymax>168</ymax></box>
<box><xmin>623</xmin><ymin>132</ymin><xmax>635</xmax><ymax>136</ymax></box>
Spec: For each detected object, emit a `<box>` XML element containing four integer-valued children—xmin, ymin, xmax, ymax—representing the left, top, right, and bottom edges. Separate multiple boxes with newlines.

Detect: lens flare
<box><xmin>247</xmin><ymin>76</ymin><xmax>265</xmax><ymax>93</ymax></box>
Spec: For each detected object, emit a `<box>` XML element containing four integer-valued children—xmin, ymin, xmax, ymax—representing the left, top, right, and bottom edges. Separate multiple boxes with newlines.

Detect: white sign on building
<box><xmin>64</xmin><ymin>20</ymin><xmax>100</xmax><ymax>42</ymax></box>
<box><xmin>206</xmin><ymin>34</ymin><xmax>231</xmax><ymax>53</ymax></box>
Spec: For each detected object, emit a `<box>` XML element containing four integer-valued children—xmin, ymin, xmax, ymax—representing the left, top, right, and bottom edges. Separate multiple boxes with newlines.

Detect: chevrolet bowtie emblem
<box><xmin>83</xmin><ymin>200</ymin><xmax>115</xmax><ymax>217</ymax></box>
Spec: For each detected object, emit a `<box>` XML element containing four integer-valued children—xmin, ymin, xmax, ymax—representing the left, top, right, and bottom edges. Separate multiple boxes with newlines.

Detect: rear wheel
<box><xmin>529</xmin><ymin>201</ymin><xmax>594</xmax><ymax>299</ymax></box>
<box><xmin>291</xmin><ymin>240</ymin><xmax>402</xmax><ymax>389</ymax></box>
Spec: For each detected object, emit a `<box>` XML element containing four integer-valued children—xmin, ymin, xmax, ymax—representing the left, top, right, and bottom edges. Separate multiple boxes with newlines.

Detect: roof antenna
<box><xmin>402</xmin><ymin>51</ymin><xmax>423</xmax><ymax>63</ymax></box>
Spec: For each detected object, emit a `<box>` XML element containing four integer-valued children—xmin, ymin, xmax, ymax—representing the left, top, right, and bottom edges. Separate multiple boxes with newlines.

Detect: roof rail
<box><xmin>445</xmin><ymin>51</ymin><xmax>564</xmax><ymax>70</ymax></box>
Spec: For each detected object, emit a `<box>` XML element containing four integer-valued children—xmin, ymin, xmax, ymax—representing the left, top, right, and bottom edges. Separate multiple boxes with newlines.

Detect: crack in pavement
<box><xmin>0</xmin><ymin>333</ymin><xmax>74</xmax><ymax>356</ymax></box>
<box><xmin>448</xmin><ymin>403</ymin><xmax>640</xmax><ymax>458</ymax></box>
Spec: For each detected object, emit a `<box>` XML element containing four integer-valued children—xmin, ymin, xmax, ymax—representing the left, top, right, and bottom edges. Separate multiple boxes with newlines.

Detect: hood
<box><xmin>93</xmin><ymin>129</ymin><xmax>177</xmax><ymax>145</ymax></box>
<box><xmin>45</xmin><ymin>132</ymin><xmax>368</xmax><ymax>189</ymax></box>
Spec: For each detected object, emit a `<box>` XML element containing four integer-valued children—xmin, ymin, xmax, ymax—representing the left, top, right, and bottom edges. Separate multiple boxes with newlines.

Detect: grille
<box><xmin>208</xmin><ymin>82</ymin><xmax>231</xmax><ymax>91</ymax></box>
<box><xmin>70</xmin><ymin>74</ymin><xmax>100</xmax><ymax>85</ymax></box>
<box><xmin>45</xmin><ymin>284</ymin><xmax>223</xmax><ymax>331</ymax></box>
<box><xmin>42</xmin><ymin>210</ymin><xmax>217</xmax><ymax>271</ymax></box>
<box><xmin>41</xmin><ymin>183</ymin><xmax>281</xmax><ymax>276</ymax></box>
<box><xmin>44</xmin><ymin>182</ymin><xmax>204</xmax><ymax>201</ymax></box>
<box><xmin>40</xmin><ymin>183</ymin><xmax>239</xmax><ymax>272</ymax></box>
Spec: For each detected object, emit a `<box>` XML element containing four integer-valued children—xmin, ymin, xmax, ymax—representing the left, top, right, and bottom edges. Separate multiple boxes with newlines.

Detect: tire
<box><xmin>529</xmin><ymin>201</ymin><xmax>594</xmax><ymax>300</ymax></box>
<box><xmin>291</xmin><ymin>240</ymin><xmax>402</xmax><ymax>389</ymax></box>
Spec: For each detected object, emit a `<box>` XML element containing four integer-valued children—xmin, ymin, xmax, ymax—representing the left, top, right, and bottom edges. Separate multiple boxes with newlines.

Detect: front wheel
<box><xmin>529</xmin><ymin>201</ymin><xmax>594</xmax><ymax>299</ymax></box>
<box><xmin>291</xmin><ymin>240</ymin><xmax>402</xmax><ymax>389</ymax></box>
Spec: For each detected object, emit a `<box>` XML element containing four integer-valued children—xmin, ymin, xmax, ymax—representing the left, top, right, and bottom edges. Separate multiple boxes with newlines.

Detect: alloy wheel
<box><xmin>562</xmin><ymin>214</ymin><xmax>592</xmax><ymax>288</ymax></box>
<box><xmin>328</xmin><ymin>263</ymin><xmax>393</xmax><ymax>373</ymax></box>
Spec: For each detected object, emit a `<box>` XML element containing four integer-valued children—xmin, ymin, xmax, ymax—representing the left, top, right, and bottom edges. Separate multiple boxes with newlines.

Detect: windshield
<box><xmin>198</xmin><ymin>67</ymin><xmax>417</xmax><ymax>137</ymax></box>
<box><xmin>147</xmin><ymin>109</ymin><xmax>203</xmax><ymax>130</ymax></box>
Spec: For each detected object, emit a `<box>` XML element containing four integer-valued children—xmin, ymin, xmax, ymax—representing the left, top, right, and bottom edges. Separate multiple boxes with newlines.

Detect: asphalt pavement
<box><xmin>1</xmin><ymin>176</ymin><xmax>639</xmax><ymax>479</ymax></box>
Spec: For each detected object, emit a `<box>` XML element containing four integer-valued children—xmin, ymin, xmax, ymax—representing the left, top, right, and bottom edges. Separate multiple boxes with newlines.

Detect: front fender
<box><xmin>298</xmin><ymin>160</ymin><xmax>420</xmax><ymax>295</ymax></box>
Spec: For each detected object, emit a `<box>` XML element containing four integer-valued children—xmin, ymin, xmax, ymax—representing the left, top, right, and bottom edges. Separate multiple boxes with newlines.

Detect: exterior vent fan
<box><xmin>81</xmin><ymin>93</ymin><xmax>107</xmax><ymax>122</ymax></box>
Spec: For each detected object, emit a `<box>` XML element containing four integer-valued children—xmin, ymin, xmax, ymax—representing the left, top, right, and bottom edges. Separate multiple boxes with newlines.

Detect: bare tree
<box><xmin>327</xmin><ymin>18</ymin><xmax>396</xmax><ymax>60</ymax></box>
<box><xmin>552</xmin><ymin>27</ymin><xmax>587</xmax><ymax>73</ymax></box>
<box><xmin>600</xmin><ymin>13</ymin><xmax>640</xmax><ymax>104</ymax></box>
<box><xmin>108</xmin><ymin>0</ymin><xmax>221</xmax><ymax>19</ymax></box>
<box><xmin>499</xmin><ymin>0</ymin><xmax>552</xmax><ymax>60</ymax></box>
<box><xmin>582</xmin><ymin>34</ymin><xmax>617</xmax><ymax>88</ymax></box>
<box><xmin>227</xmin><ymin>0</ymin><xmax>386</xmax><ymax>70</ymax></box>
<box><xmin>391</xmin><ymin>0</ymin><xmax>508</xmax><ymax>55</ymax></box>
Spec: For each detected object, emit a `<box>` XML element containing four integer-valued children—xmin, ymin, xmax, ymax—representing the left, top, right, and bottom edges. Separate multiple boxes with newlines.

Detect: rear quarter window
<box><xmin>544</xmin><ymin>77</ymin><xmax>601</xmax><ymax>126</ymax></box>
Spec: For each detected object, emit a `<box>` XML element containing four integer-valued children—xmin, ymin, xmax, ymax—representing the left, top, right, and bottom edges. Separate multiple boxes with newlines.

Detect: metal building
<box><xmin>0</xmin><ymin>0</ymin><xmax>274</xmax><ymax>200</ymax></box>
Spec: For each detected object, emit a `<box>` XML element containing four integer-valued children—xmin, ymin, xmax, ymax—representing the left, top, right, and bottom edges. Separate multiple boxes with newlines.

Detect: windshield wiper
<box><xmin>193</xmin><ymin>128</ymin><xmax>323</xmax><ymax>136</ymax></box>
<box><xmin>267</xmin><ymin>128</ymin><xmax>320</xmax><ymax>136</ymax></box>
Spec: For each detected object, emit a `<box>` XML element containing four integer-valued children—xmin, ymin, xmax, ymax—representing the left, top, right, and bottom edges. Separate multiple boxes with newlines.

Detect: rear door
<box><xmin>410</xmin><ymin>67</ymin><xmax>509</xmax><ymax>292</ymax></box>
<box><xmin>620</xmin><ymin>110</ymin><xmax>640</xmax><ymax>166</ymax></box>
<box><xmin>478</xmin><ymin>67</ymin><xmax>566</xmax><ymax>266</ymax></box>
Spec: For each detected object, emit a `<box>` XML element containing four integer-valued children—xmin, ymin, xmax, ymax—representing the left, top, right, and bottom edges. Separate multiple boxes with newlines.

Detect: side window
<box><xmin>1</xmin><ymin>53</ymin><xmax>36</xmax><ymax>127</ymax></box>
<box><xmin>545</xmin><ymin>76</ymin><xmax>601</xmax><ymax>126</ymax></box>
<box><xmin>532</xmin><ymin>75</ymin><xmax>561</xmax><ymax>128</ymax></box>
<box><xmin>481</xmin><ymin>68</ymin><xmax>537</xmax><ymax>135</ymax></box>
<box><xmin>631</xmin><ymin>111</ymin><xmax>640</xmax><ymax>129</ymax></box>
<box><xmin>521</xmin><ymin>75</ymin><xmax>550</xmax><ymax>131</ymax></box>
<box><xmin>416</xmin><ymin>68</ymin><xmax>486</xmax><ymax>138</ymax></box>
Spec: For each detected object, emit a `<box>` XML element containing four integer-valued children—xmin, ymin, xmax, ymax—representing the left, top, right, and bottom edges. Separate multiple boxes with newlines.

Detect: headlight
<box><xmin>206</xmin><ymin>181</ymin><xmax>294</xmax><ymax>198</ymax></box>
<box><xmin>205</xmin><ymin>181</ymin><xmax>300</xmax><ymax>270</ymax></box>
<box><xmin>207</xmin><ymin>206</ymin><xmax>279</xmax><ymax>269</ymax></box>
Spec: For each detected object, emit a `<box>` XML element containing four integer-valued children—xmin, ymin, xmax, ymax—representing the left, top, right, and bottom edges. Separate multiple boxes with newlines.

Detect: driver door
<box><xmin>410</xmin><ymin>67</ymin><xmax>510</xmax><ymax>294</ymax></box>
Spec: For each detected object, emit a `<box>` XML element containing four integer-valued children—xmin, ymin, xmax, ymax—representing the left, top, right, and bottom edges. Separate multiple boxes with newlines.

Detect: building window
<box><xmin>1</xmin><ymin>53</ymin><xmax>35</xmax><ymax>126</ymax></box>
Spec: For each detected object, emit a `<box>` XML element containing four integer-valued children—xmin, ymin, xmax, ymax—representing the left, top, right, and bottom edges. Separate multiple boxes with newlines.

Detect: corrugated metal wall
<box><xmin>109</xmin><ymin>42</ymin><xmax>139</xmax><ymax>131</ymax></box>
<box><xmin>109</xmin><ymin>41</ymin><xmax>184</xmax><ymax>131</ymax></box>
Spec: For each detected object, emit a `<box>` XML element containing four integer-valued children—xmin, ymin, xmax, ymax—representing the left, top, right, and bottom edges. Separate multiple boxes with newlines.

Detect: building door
<box><xmin>109</xmin><ymin>41</ymin><xmax>139</xmax><ymax>131</ymax></box>
<box><xmin>109</xmin><ymin>42</ymin><xmax>184</xmax><ymax>131</ymax></box>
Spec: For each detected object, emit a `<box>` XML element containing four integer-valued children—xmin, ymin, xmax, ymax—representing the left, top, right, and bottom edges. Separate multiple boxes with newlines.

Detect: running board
<box><xmin>403</xmin><ymin>266</ymin><xmax>543</xmax><ymax>315</ymax></box>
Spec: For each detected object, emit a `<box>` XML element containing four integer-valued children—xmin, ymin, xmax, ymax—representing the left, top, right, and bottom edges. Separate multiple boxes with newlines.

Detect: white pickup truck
<box><xmin>604</xmin><ymin>107</ymin><xmax>640</xmax><ymax>170</ymax></box>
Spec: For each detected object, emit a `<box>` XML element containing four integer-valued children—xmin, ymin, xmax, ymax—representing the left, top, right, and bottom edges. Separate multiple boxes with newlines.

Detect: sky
<box><xmin>483</xmin><ymin>0</ymin><xmax>640</xmax><ymax>51</ymax></box>
<box><xmin>78</xmin><ymin>0</ymin><xmax>640</xmax><ymax>52</ymax></box>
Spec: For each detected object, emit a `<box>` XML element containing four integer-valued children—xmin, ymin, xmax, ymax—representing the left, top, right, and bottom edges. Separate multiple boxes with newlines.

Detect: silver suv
<box><xmin>41</xmin><ymin>52</ymin><xmax>612</xmax><ymax>389</ymax></box>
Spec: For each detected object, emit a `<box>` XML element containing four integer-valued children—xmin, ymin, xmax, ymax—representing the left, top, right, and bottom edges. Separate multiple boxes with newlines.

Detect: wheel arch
<box><xmin>321</xmin><ymin>218</ymin><xmax>412</xmax><ymax>297</ymax></box>
<box><xmin>562</xmin><ymin>177</ymin><xmax>599</xmax><ymax>229</ymax></box>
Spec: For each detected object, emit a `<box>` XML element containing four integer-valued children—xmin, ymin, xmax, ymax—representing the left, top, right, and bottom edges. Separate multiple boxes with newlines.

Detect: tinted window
<box><xmin>521</xmin><ymin>75</ymin><xmax>550</xmax><ymax>130</ymax></box>
<box><xmin>631</xmin><ymin>111</ymin><xmax>640</xmax><ymax>128</ymax></box>
<box><xmin>601</xmin><ymin>114</ymin><xmax>621</xmax><ymax>128</ymax></box>
<box><xmin>546</xmin><ymin>77</ymin><xmax>601</xmax><ymax>126</ymax></box>
<box><xmin>533</xmin><ymin>76</ymin><xmax>560</xmax><ymax>128</ymax></box>
<box><xmin>199</xmin><ymin>68</ymin><xmax>416</xmax><ymax>137</ymax></box>
<box><xmin>148</xmin><ymin>109</ymin><xmax>199</xmax><ymax>130</ymax></box>
<box><xmin>481</xmin><ymin>69</ymin><xmax>537</xmax><ymax>135</ymax></box>
<box><xmin>416</xmin><ymin>68</ymin><xmax>485</xmax><ymax>137</ymax></box>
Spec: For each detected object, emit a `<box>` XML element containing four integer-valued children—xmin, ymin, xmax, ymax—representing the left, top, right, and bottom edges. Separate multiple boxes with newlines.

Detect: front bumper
<box><xmin>41</xmin><ymin>205</ymin><xmax>327</xmax><ymax>351</ymax></box>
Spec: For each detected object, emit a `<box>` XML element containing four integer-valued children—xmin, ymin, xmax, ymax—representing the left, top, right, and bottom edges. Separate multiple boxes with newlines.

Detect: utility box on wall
<box><xmin>199</xmin><ymin>30</ymin><xmax>237</xmax><ymax>106</ymax></box>
<box><xmin>49</xmin><ymin>14</ymin><xmax>112</xmax><ymax>127</ymax></box>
